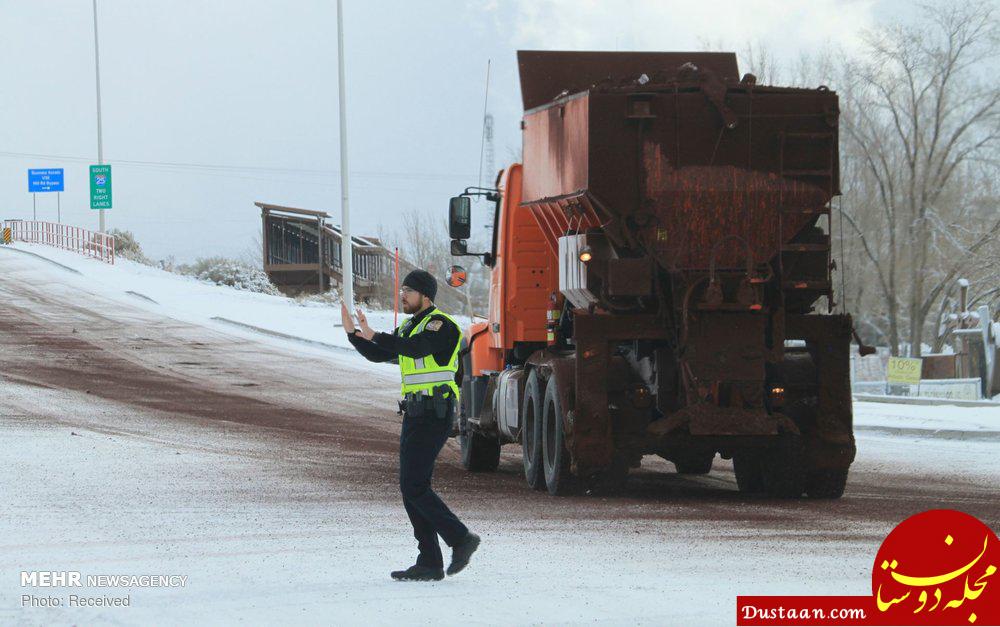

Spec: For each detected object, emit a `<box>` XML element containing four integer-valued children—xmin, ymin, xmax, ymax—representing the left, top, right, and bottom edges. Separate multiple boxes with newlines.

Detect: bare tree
<box><xmin>379</xmin><ymin>208</ymin><xmax>491</xmax><ymax>317</ymax></box>
<box><xmin>738</xmin><ymin>40</ymin><xmax>781</xmax><ymax>85</ymax></box>
<box><xmin>697</xmin><ymin>37</ymin><xmax>783</xmax><ymax>85</ymax></box>
<box><xmin>839</xmin><ymin>1</ymin><xmax>1000</xmax><ymax>355</ymax></box>
<box><xmin>239</xmin><ymin>234</ymin><xmax>264</xmax><ymax>269</ymax></box>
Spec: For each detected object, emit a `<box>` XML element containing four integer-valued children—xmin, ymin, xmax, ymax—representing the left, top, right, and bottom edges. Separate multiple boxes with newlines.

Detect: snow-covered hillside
<box><xmin>5</xmin><ymin>242</ymin><xmax>432</xmax><ymax>358</ymax></box>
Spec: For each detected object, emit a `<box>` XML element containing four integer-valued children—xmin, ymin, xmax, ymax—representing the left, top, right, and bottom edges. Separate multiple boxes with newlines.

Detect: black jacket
<box><xmin>346</xmin><ymin>306</ymin><xmax>461</xmax><ymax>370</ymax></box>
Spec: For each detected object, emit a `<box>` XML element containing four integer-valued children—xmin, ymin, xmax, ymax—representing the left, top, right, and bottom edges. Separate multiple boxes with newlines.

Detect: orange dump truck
<box><xmin>445</xmin><ymin>51</ymin><xmax>855</xmax><ymax>498</ymax></box>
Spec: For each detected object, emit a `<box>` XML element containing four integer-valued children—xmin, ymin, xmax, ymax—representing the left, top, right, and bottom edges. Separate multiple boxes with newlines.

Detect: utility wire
<box><xmin>0</xmin><ymin>150</ymin><xmax>475</xmax><ymax>182</ymax></box>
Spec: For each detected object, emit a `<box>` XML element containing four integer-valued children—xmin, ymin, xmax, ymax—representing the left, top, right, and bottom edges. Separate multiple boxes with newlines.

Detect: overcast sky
<box><xmin>1</xmin><ymin>0</ymin><xmax>911</xmax><ymax>261</ymax></box>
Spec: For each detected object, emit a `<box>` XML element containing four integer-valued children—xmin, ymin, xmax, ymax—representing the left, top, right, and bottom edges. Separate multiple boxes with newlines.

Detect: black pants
<box><xmin>399</xmin><ymin>407</ymin><xmax>469</xmax><ymax>569</ymax></box>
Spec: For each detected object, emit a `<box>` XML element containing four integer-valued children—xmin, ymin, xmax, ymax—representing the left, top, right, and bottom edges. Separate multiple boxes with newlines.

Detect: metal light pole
<box><xmin>336</xmin><ymin>0</ymin><xmax>353</xmax><ymax>306</ymax></box>
<box><xmin>92</xmin><ymin>0</ymin><xmax>106</xmax><ymax>233</ymax></box>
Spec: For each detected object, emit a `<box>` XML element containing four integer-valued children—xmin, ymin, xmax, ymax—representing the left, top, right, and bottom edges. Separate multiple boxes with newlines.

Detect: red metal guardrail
<box><xmin>2</xmin><ymin>220</ymin><xmax>115</xmax><ymax>264</ymax></box>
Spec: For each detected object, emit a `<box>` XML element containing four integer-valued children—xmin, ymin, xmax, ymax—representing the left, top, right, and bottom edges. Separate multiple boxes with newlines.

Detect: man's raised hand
<box><xmin>356</xmin><ymin>308</ymin><xmax>376</xmax><ymax>341</ymax></box>
<box><xmin>341</xmin><ymin>302</ymin><xmax>356</xmax><ymax>333</ymax></box>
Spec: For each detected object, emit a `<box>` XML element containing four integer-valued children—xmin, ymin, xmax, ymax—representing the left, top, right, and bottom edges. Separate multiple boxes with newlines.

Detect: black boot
<box><xmin>390</xmin><ymin>564</ymin><xmax>444</xmax><ymax>582</ymax></box>
<box><xmin>446</xmin><ymin>532</ymin><xmax>481</xmax><ymax>576</ymax></box>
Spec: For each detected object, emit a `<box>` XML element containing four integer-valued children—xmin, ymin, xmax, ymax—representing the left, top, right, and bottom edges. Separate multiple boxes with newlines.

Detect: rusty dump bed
<box><xmin>517</xmin><ymin>50</ymin><xmax>840</xmax><ymax>272</ymax></box>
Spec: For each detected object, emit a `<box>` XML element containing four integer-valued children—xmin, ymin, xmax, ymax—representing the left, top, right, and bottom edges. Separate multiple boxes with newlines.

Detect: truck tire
<box><xmin>590</xmin><ymin>455</ymin><xmax>629</xmax><ymax>494</ymax></box>
<box><xmin>805</xmin><ymin>468</ymin><xmax>848</xmax><ymax>499</ymax></box>
<box><xmin>541</xmin><ymin>375</ymin><xmax>577</xmax><ymax>496</ymax></box>
<box><xmin>733</xmin><ymin>451</ymin><xmax>765</xmax><ymax>493</ymax></box>
<box><xmin>459</xmin><ymin>420</ymin><xmax>501</xmax><ymax>472</ymax></box>
<box><xmin>673</xmin><ymin>453</ymin><xmax>715</xmax><ymax>475</ymax></box>
<box><xmin>782</xmin><ymin>395</ymin><xmax>848</xmax><ymax>498</ymax></box>
<box><xmin>761</xmin><ymin>435</ymin><xmax>806</xmax><ymax>498</ymax></box>
<box><xmin>521</xmin><ymin>370</ymin><xmax>546</xmax><ymax>490</ymax></box>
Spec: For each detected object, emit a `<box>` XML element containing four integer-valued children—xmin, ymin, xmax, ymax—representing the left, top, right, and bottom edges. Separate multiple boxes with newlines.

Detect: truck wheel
<box><xmin>780</xmin><ymin>394</ymin><xmax>846</xmax><ymax>498</ymax></box>
<box><xmin>805</xmin><ymin>468</ymin><xmax>848</xmax><ymax>499</ymax></box>
<box><xmin>590</xmin><ymin>455</ymin><xmax>629</xmax><ymax>494</ymax></box>
<box><xmin>673</xmin><ymin>453</ymin><xmax>715</xmax><ymax>475</ymax></box>
<box><xmin>460</xmin><ymin>420</ymin><xmax>501</xmax><ymax>472</ymax></box>
<box><xmin>521</xmin><ymin>370</ymin><xmax>546</xmax><ymax>490</ymax></box>
<box><xmin>733</xmin><ymin>451</ymin><xmax>765</xmax><ymax>493</ymax></box>
<box><xmin>541</xmin><ymin>375</ymin><xmax>577</xmax><ymax>496</ymax></box>
<box><xmin>761</xmin><ymin>435</ymin><xmax>806</xmax><ymax>498</ymax></box>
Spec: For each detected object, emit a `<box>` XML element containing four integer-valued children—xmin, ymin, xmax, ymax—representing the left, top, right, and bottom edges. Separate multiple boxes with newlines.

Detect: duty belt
<box><xmin>398</xmin><ymin>385</ymin><xmax>452</xmax><ymax>414</ymax></box>
<box><xmin>402</xmin><ymin>386</ymin><xmax>451</xmax><ymax>400</ymax></box>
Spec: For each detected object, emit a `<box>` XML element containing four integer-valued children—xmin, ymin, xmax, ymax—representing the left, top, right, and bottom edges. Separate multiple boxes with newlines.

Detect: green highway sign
<box><xmin>89</xmin><ymin>164</ymin><xmax>112</xmax><ymax>210</ymax></box>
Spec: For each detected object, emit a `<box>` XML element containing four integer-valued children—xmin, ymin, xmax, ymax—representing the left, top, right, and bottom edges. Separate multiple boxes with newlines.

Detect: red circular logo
<box><xmin>872</xmin><ymin>509</ymin><xmax>999</xmax><ymax>625</ymax></box>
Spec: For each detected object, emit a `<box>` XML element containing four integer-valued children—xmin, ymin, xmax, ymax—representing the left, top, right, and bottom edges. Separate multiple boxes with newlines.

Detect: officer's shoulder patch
<box><xmin>426</xmin><ymin>319</ymin><xmax>444</xmax><ymax>331</ymax></box>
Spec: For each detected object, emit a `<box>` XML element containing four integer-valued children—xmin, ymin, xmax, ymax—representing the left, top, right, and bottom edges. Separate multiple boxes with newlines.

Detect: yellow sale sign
<box><xmin>886</xmin><ymin>356</ymin><xmax>922</xmax><ymax>385</ymax></box>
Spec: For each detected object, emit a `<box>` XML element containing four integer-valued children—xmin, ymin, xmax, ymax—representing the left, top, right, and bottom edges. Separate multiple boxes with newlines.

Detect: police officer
<box><xmin>342</xmin><ymin>269</ymin><xmax>481</xmax><ymax>582</ymax></box>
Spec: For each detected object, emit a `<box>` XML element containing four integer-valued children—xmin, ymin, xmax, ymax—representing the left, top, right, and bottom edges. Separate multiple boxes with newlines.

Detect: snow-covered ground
<box><xmin>2</xmin><ymin>381</ymin><xmax>997</xmax><ymax>626</ymax></box>
<box><xmin>0</xmin><ymin>409</ymin><xmax>888</xmax><ymax>627</ymax></box>
<box><xmin>854</xmin><ymin>400</ymin><xmax>1000</xmax><ymax>433</ymax></box>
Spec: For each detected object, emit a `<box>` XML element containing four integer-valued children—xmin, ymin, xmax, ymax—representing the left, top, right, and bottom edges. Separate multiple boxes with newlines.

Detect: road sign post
<box><xmin>89</xmin><ymin>165</ymin><xmax>112</xmax><ymax>211</ymax></box>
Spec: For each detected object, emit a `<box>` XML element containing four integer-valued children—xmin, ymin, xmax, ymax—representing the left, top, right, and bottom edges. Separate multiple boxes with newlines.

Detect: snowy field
<box><xmin>1</xmin><ymin>242</ymin><xmax>998</xmax><ymax>626</ymax></box>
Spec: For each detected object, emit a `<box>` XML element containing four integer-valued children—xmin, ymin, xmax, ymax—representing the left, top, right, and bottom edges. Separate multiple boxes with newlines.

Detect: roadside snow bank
<box><xmin>2</xmin><ymin>242</ymin><xmax>399</xmax><ymax>353</ymax></box>
<box><xmin>854</xmin><ymin>401</ymin><xmax>1000</xmax><ymax>433</ymax></box>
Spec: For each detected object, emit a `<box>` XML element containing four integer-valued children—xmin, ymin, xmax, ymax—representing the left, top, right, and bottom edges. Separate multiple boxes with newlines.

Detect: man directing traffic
<box><xmin>342</xmin><ymin>269</ymin><xmax>480</xmax><ymax>582</ymax></box>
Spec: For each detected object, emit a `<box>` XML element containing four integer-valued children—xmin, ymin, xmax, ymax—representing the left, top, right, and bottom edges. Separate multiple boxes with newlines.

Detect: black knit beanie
<box><xmin>402</xmin><ymin>269</ymin><xmax>437</xmax><ymax>301</ymax></box>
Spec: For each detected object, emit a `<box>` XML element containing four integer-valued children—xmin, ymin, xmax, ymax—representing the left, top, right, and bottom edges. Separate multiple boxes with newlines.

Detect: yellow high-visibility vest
<box><xmin>396</xmin><ymin>307</ymin><xmax>461</xmax><ymax>399</ymax></box>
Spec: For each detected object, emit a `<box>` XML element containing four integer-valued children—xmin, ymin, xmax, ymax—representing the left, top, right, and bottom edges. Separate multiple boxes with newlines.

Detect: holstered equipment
<box><xmin>400</xmin><ymin>385</ymin><xmax>452</xmax><ymax>420</ymax></box>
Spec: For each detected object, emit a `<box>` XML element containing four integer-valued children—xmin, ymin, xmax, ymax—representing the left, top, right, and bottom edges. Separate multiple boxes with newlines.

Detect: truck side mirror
<box><xmin>446</xmin><ymin>265</ymin><xmax>468</xmax><ymax>288</ymax></box>
<box><xmin>449</xmin><ymin>196</ymin><xmax>471</xmax><ymax>240</ymax></box>
<box><xmin>450</xmin><ymin>240</ymin><xmax>468</xmax><ymax>255</ymax></box>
